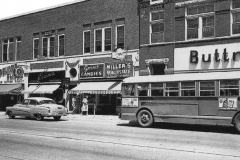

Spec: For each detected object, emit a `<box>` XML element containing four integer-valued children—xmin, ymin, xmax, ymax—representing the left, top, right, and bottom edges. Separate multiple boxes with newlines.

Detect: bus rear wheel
<box><xmin>234</xmin><ymin>113</ymin><xmax>240</xmax><ymax>133</ymax></box>
<box><xmin>137</xmin><ymin>110</ymin><xmax>153</xmax><ymax>127</ymax></box>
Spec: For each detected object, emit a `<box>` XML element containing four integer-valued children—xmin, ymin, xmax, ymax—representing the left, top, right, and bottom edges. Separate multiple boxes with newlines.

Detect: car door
<box><xmin>14</xmin><ymin>99</ymin><xmax>29</xmax><ymax>116</ymax></box>
<box><xmin>26</xmin><ymin>100</ymin><xmax>38</xmax><ymax>117</ymax></box>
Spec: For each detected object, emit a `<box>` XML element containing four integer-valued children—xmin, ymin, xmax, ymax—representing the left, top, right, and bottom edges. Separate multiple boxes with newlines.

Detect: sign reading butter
<box><xmin>174</xmin><ymin>42</ymin><xmax>240</xmax><ymax>71</ymax></box>
<box><xmin>106</xmin><ymin>62</ymin><xmax>133</xmax><ymax>78</ymax></box>
<box><xmin>80</xmin><ymin>64</ymin><xmax>104</xmax><ymax>78</ymax></box>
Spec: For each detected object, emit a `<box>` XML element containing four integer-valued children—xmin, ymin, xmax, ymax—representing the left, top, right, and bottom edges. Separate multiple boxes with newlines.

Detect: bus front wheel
<box><xmin>137</xmin><ymin>110</ymin><xmax>153</xmax><ymax>127</ymax></box>
<box><xmin>234</xmin><ymin>113</ymin><xmax>240</xmax><ymax>133</ymax></box>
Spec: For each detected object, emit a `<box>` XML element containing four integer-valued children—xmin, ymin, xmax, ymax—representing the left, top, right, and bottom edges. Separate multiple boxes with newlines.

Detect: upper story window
<box><xmin>16</xmin><ymin>37</ymin><xmax>21</xmax><ymax>61</ymax></box>
<box><xmin>42</xmin><ymin>36</ymin><xmax>55</xmax><ymax>57</ymax></box>
<box><xmin>186</xmin><ymin>4</ymin><xmax>215</xmax><ymax>40</ymax></box>
<box><xmin>33</xmin><ymin>38</ymin><xmax>39</xmax><ymax>59</ymax></box>
<box><xmin>83</xmin><ymin>30</ymin><xmax>90</xmax><ymax>54</ymax></box>
<box><xmin>232</xmin><ymin>0</ymin><xmax>240</xmax><ymax>35</ymax></box>
<box><xmin>116</xmin><ymin>25</ymin><xmax>125</xmax><ymax>49</ymax></box>
<box><xmin>94</xmin><ymin>27</ymin><xmax>112</xmax><ymax>53</ymax></box>
<box><xmin>58</xmin><ymin>34</ymin><xmax>65</xmax><ymax>56</ymax></box>
<box><xmin>2</xmin><ymin>38</ymin><xmax>14</xmax><ymax>62</ymax></box>
<box><xmin>150</xmin><ymin>11</ymin><xmax>164</xmax><ymax>43</ymax></box>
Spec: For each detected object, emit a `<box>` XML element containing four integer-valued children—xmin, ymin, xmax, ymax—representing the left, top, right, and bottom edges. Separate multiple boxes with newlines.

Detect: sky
<box><xmin>0</xmin><ymin>0</ymin><xmax>75</xmax><ymax>19</ymax></box>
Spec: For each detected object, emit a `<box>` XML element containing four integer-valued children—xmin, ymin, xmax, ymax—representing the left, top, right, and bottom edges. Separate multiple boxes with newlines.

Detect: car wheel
<box><xmin>36</xmin><ymin>114</ymin><xmax>44</xmax><ymax>121</ymax></box>
<box><xmin>53</xmin><ymin>116</ymin><xmax>61</xmax><ymax>121</ymax></box>
<box><xmin>8</xmin><ymin>111</ymin><xmax>15</xmax><ymax>119</ymax></box>
<box><xmin>137</xmin><ymin>110</ymin><xmax>154</xmax><ymax>128</ymax></box>
<box><xmin>234</xmin><ymin>113</ymin><xmax>240</xmax><ymax>133</ymax></box>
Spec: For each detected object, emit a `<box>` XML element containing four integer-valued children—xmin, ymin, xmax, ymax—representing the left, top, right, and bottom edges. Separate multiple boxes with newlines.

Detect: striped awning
<box><xmin>22</xmin><ymin>85</ymin><xmax>60</xmax><ymax>94</ymax></box>
<box><xmin>69</xmin><ymin>81</ymin><xmax>122</xmax><ymax>94</ymax></box>
<box><xmin>0</xmin><ymin>84</ymin><xmax>23</xmax><ymax>94</ymax></box>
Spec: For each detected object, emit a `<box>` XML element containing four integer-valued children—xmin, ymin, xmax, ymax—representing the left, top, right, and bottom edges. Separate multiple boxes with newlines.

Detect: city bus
<box><xmin>120</xmin><ymin>71</ymin><xmax>240</xmax><ymax>133</ymax></box>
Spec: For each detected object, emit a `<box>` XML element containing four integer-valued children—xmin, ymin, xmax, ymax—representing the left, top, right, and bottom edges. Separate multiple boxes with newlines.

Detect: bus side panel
<box><xmin>121</xmin><ymin>107</ymin><xmax>138</xmax><ymax>120</ymax></box>
<box><xmin>141</xmin><ymin>100</ymin><xmax>198</xmax><ymax>116</ymax></box>
<box><xmin>198</xmin><ymin>100</ymin><xmax>218</xmax><ymax>116</ymax></box>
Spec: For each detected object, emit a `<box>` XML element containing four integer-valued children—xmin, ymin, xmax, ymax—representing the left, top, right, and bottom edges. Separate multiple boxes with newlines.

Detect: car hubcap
<box><xmin>141</xmin><ymin>114</ymin><xmax>149</xmax><ymax>124</ymax></box>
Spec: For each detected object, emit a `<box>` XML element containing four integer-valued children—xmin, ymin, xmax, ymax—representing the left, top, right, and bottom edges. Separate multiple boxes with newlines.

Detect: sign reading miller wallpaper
<box><xmin>79</xmin><ymin>62</ymin><xmax>133</xmax><ymax>79</ymax></box>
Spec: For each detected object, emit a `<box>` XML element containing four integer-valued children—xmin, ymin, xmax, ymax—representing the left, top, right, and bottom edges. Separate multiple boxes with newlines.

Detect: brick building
<box><xmin>0</xmin><ymin>0</ymin><xmax>139</xmax><ymax>114</ymax></box>
<box><xmin>138</xmin><ymin>0</ymin><xmax>240</xmax><ymax>75</ymax></box>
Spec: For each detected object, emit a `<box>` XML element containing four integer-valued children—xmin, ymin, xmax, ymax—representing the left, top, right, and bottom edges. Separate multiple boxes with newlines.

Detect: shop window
<box><xmin>16</xmin><ymin>37</ymin><xmax>21</xmax><ymax>61</ymax></box>
<box><xmin>151</xmin><ymin>83</ymin><xmax>163</xmax><ymax>96</ymax></box>
<box><xmin>2</xmin><ymin>38</ymin><xmax>14</xmax><ymax>62</ymax></box>
<box><xmin>33</xmin><ymin>38</ymin><xmax>39</xmax><ymax>59</ymax></box>
<box><xmin>95</xmin><ymin>27</ymin><xmax>112</xmax><ymax>53</ymax></box>
<box><xmin>181</xmin><ymin>81</ymin><xmax>196</xmax><ymax>96</ymax></box>
<box><xmin>165</xmin><ymin>82</ymin><xmax>179</xmax><ymax>96</ymax></box>
<box><xmin>220</xmin><ymin>80</ymin><xmax>239</xmax><ymax>96</ymax></box>
<box><xmin>122</xmin><ymin>84</ymin><xmax>135</xmax><ymax>96</ymax></box>
<box><xmin>150</xmin><ymin>11</ymin><xmax>164</xmax><ymax>43</ymax></box>
<box><xmin>99</xmin><ymin>94</ymin><xmax>110</xmax><ymax>104</ymax></box>
<box><xmin>137</xmin><ymin>83</ymin><xmax>149</xmax><ymax>96</ymax></box>
<box><xmin>116</xmin><ymin>25</ymin><xmax>125</xmax><ymax>49</ymax></box>
<box><xmin>42</xmin><ymin>36</ymin><xmax>55</xmax><ymax>57</ymax></box>
<box><xmin>58</xmin><ymin>34</ymin><xmax>65</xmax><ymax>56</ymax></box>
<box><xmin>83</xmin><ymin>30</ymin><xmax>91</xmax><ymax>54</ymax></box>
<box><xmin>200</xmin><ymin>81</ymin><xmax>215</xmax><ymax>96</ymax></box>
<box><xmin>186</xmin><ymin>4</ymin><xmax>215</xmax><ymax>40</ymax></box>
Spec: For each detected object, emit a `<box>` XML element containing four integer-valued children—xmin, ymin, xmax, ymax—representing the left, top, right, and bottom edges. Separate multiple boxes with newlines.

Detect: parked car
<box><xmin>5</xmin><ymin>97</ymin><xmax>68</xmax><ymax>121</ymax></box>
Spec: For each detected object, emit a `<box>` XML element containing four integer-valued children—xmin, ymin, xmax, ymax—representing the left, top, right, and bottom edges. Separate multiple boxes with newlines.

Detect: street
<box><xmin>0</xmin><ymin>115</ymin><xmax>240</xmax><ymax>160</ymax></box>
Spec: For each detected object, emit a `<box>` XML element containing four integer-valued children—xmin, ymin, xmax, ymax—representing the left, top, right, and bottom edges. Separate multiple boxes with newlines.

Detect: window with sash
<box><xmin>58</xmin><ymin>34</ymin><xmax>65</xmax><ymax>56</ymax></box>
<box><xmin>83</xmin><ymin>31</ymin><xmax>90</xmax><ymax>54</ymax></box>
<box><xmin>116</xmin><ymin>25</ymin><xmax>124</xmax><ymax>49</ymax></box>
<box><xmin>181</xmin><ymin>82</ymin><xmax>196</xmax><ymax>96</ymax></box>
<box><xmin>232</xmin><ymin>0</ymin><xmax>240</xmax><ymax>35</ymax></box>
<box><xmin>186</xmin><ymin>4</ymin><xmax>215</xmax><ymax>40</ymax></box>
<box><xmin>42</xmin><ymin>36</ymin><xmax>55</xmax><ymax>57</ymax></box>
<box><xmin>33</xmin><ymin>38</ymin><xmax>39</xmax><ymax>59</ymax></box>
<box><xmin>220</xmin><ymin>80</ymin><xmax>239</xmax><ymax>96</ymax></box>
<box><xmin>2</xmin><ymin>38</ymin><xmax>14</xmax><ymax>62</ymax></box>
<box><xmin>150</xmin><ymin>11</ymin><xmax>164</xmax><ymax>43</ymax></box>
<box><xmin>95</xmin><ymin>27</ymin><xmax>112</xmax><ymax>53</ymax></box>
<box><xmin>200</xmin><ymin>81</ymin><xmax>215</xmax><ymax>96</ymax></box>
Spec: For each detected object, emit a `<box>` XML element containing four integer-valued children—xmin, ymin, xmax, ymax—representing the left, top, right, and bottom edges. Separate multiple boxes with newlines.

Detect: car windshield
<box><xmin>39</xmin><ymin>100</ymin><xmax>56</xmax><ymax>105</ymax></box>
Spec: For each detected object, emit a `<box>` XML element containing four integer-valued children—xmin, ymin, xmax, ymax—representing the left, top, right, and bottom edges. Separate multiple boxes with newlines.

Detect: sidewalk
<box><xmin>0</xmin><ymin>111</ymin><xmax>130</xmax><ymax>124</ymax></box>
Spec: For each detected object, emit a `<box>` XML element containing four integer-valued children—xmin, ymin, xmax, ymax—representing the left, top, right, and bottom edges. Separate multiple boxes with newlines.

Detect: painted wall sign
<box><xmin>29</xmin><ymin>71</ymin><xmax>65</xmax><ymax>83</ymax></box>
<box><xmin>219</xmin><ymin>97</ymin><xmax>237</xmax><ymax>110</ymax></box>
<box><xmin>0</xmin><ymin>64</ymin><xmax>24</xmax><ymax>83</ymax></box>
<box><xmin>174</xmin><ymin>42</ymin><xmax>240</xmax><ymax>71</ymax></box>
<box><xmin>105</xmin><ymin>62</ymin><xmax>133</xmax><ymax>78</ymax></box>
<box><xmin>80</xmin><ymin>64</ymin><xmax>104</xmax><ymax>79</ymax></box>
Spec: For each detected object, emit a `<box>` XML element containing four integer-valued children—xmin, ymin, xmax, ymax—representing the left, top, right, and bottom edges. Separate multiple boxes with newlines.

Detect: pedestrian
<box><xmin>81</xmin><ymin>95</ymin><xmax>88</xmax><ymax>115</ymax></box>
<box><xmin>72</xmin><ymin>96</ymin><xmax>77</xmax><ymax>114</ymax></box>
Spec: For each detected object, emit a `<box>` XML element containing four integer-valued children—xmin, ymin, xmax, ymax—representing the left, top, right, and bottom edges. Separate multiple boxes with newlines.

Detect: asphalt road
<box><xmin>0</xmin><ymin>116</ymin><xmax>240</xmax><ymax>160</ymax></box>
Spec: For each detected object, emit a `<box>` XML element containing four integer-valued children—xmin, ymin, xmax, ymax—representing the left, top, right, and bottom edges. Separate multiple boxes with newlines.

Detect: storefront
<box><xmin>69</xmin><ymin>61</ymin><xmax>133</xmax><ymax>115</ymax></box>
<box><xmin>21</xmin><ymin>60</ymin><xmax>66</xmax><ymax>106</ymax></box>
<box><xmin>0</xmin><ymin>64</ymin><xmax>24</xmax><ymax>111</ymax></box>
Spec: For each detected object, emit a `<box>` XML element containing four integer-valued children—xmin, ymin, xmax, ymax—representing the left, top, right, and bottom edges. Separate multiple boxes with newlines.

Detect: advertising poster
<box><xmin>122</xmin><ymin>98</ymin><xmax>138</xmax><ymax>107</ymax></box>
<box><xmin>219</xmin><ymin>97</ymin><xmax>238</xmax><ymax>110</ymax></box>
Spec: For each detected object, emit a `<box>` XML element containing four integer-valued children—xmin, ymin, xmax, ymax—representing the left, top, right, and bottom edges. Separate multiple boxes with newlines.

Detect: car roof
<box><xmin>26</xmin><ymin>97</ymin><xmax>54</xmax><ymax>101</ymax></box>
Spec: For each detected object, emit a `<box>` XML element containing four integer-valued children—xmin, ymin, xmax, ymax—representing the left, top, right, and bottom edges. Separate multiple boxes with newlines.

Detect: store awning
<box><xmin>0</xmin><ymin>84</ymin><xmax>23</xmax><ymax>94</ymax></box>
<box><xmin>69</xmin><ymin>81</ymin><xmax>122</xmax><ymax>94</ymax></box>
<box><xmin>22</xmin><ymin>85</ymin><xmax>60</xmax><ymax>94</ymax></box>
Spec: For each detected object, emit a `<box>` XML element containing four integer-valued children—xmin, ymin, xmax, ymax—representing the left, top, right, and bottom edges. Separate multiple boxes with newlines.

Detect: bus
<box><xmin>120</xmin><ymin>71</ymin><xmax>240</xmax><ymax>133</ymax></box>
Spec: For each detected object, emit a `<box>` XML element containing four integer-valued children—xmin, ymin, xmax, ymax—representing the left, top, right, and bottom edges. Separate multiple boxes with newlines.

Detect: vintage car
<box><xmin>5</xmin><ymin>97</ymin><xmax>68</xmax><ymax>121</ymax></box>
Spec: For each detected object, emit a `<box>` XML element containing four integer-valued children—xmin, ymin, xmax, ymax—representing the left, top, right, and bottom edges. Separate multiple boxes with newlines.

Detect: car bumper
<box><xmin>44</xmin><ymin>112</ymin><xmax>68</xmax><ymax>117</ymax></box>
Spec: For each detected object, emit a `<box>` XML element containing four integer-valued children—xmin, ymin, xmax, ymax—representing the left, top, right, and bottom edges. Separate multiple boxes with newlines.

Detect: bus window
<box><xmin>151</xmin><ymin>83</ymin><xmax>163</xmax><ymax>96</ymax></box>
<box><xmin>181</xmin><ymin>81</ymin><xmax>195</xmax><ymax>96</ymax></box>
<box><xmin>200</xmin><ymin>81</ymin><xmax>215</xmax><ymax>96</ymax></box>
<box><xmin>122</xmin><ymin>84</ymin><xmax>135</xmax><ymax>96</ymax></box>
<box><xmin>137</xmin><ymin>83</ymin><xmax>149</xmax><ymax>96</ymax></box>
<box><xmin>165</xmin><ymin>82</ymin><xmax>179</xmax><ymax>96</ymax></box>
<box><xmin>220</xmin><ymin>80</ymin><xmax>239</xmax><ymax>96</ymax></box>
